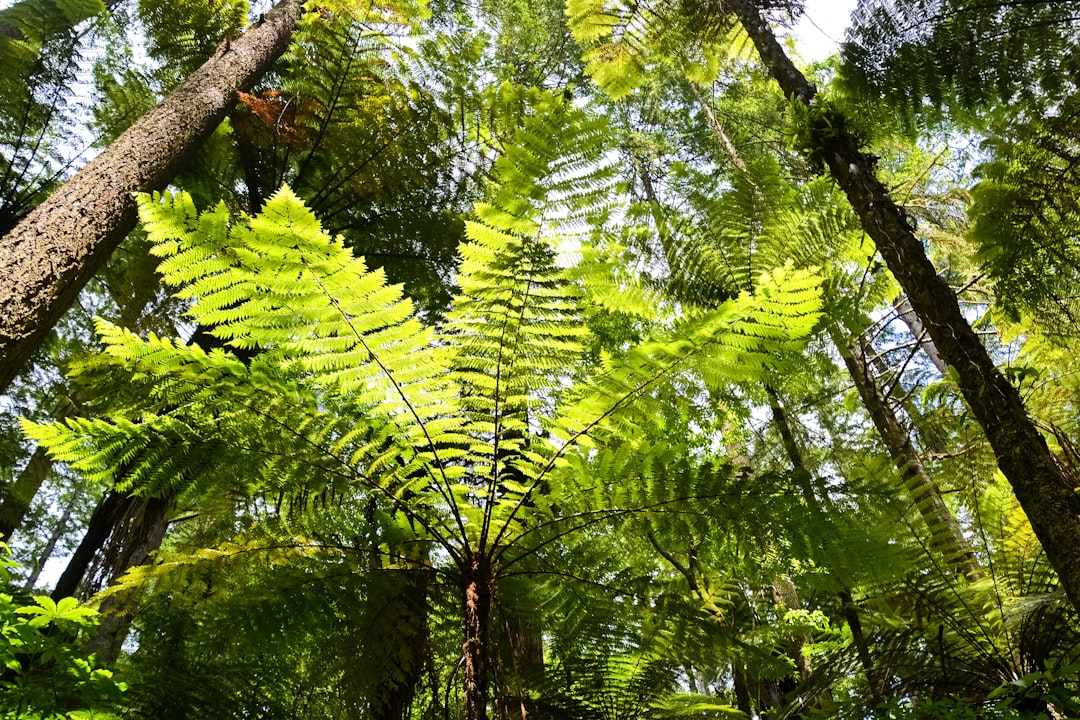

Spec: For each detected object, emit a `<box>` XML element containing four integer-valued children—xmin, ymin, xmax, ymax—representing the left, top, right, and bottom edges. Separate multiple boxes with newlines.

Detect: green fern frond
<box><xmin>567</xmin><ymin>0</ymin><xmax>745</xmax><ymax>101</ymax></box>
<box><xmin>551</xmin><ymin>265</ymin><xmax>823</xmax><ymax>448</ymax></box>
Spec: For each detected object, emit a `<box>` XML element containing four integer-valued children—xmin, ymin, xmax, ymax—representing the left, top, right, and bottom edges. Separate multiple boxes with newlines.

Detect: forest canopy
<box><xmin>0</xmin><ymin>0</ymin><xmax>1079</xmax><ymax>719</ymax></box>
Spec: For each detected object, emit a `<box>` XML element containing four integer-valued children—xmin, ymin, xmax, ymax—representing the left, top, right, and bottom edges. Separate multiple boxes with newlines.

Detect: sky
<box><xmin>790</xmin><ymin>0</ymin><xmax>860</xmax><ymax>62</ymax></box>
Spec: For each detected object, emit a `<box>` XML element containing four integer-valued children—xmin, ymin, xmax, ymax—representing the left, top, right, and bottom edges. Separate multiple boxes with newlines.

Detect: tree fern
<box><xmin>23</xmin><ymin>84</ymin><xmax>827</xmax><ymax>717</ymax></box>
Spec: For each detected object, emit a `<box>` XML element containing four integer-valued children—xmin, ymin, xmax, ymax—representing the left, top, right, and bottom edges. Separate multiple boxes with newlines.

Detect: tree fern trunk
<box><xmin>362</xmin><ymin>561</ymin><xmax>432</xmax><ymax>720</ymax></box>
<box><xmin>463</xmin><ymin>554</ymin><xmax>493</xmax><ymax>720</ymax></box>
<box><xmin>0</xmin><ymin>0</ymin><xmax>304</xmax><ymax>392</ymax></box>
<box><xmin>728</xmin><ymin>0</ymin><xmax>1080</xmax><ymax>600</ymax></box>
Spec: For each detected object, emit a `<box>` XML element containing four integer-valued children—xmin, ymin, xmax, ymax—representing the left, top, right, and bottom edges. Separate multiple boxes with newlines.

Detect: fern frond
<box><xmin>551</xmin><ymin>265</ymin><xmax>823</xmax><ymax>449</ymax></box>
<box><xmin>566</xmin><ymin>0</ymin><xmax>745</xmax><ymax>100</ymax></box>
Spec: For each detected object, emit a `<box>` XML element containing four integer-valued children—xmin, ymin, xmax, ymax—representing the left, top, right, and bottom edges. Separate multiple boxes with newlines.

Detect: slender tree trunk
<box><xmin>839</xmin><ymin>588</ymin><xmax>885</xmax><ymax>703</ymax></box>
<box><xmin>463</xmin><ymin>554</ymin><xmax>493</xmax><ymax>720</ymax></box>
<box><xmin>733</xmin><ymin>663</ymin><xmax>753</xmax><ymax>716</ymax></box>
<box><xmin>361</xmin><ymin>548</ymin><xmax>432</xmax><ymax>720</ymax></box>
<box><xmin>0</xmin><ymin>0</ymin><xmax>304</xmax><ymax>392</ymax></box>
<box><xmin>21</xmin><ymin>486</ymin><xmax>80</xmax><ymax>591</ymax></box>
<box><xmin>496</xmin><ymin>613</ymin><xmax>544</xmax><ymax>720</ymax></box>
<box><xmin>867</xmin><ymin>341</ymin><xmax>949</xmax><ymax>457</ymax></box>
<box><xmin>765</xmin><ymin>387</ymin><xmax>878</xmax><ymax>707</ymax></box>
<box><xmin>893</xmin><ymin>295</ymin><xmax>949</xmax><ymax>376</ymax></box>
<box><xmin>727</xmin><ymin>1</ymin><xmax>1080</xmax><ymax>600</ymax></box>
<box><xmin>0</xmin><ymin>448</ymin><xmax>51</xmax><ymax>543</ymax></box>
<box><xmin>828</xmin><ymin>324</ymin><xmax>983</xmax><ymax>578</ymax></box>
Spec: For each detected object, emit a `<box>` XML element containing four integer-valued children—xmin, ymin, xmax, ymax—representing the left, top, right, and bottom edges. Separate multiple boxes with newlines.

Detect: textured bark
<box><xmin>361</xmin><ymin>557</ymin><xmax>431</xmax><ymax>720</ymax></box>
<box><xmin>51</xmin><ymin>491</ymin><xmax>125</xmax><ymax>600</ymax></box>
<box><xmin>82</xmin><ymin>495</ymin><xmax>170</xmax><ymax>665</ymax></box>
<box><xmin>0</xmin><ymin>448</ymin><xmax>51</xmax><ymax>542</ymax></box>
<box><xmin>727</xmin><ymin>0</ymin><xmax>1080</xmax><ymax>606</ymax></box>
<box><xmin>0</xmin><ymin>0</ymin><xmax>304</xmax><ymax>392</ymax></box>
<box><xmin>733</xmin><ymin>664</ymin><xmax>753</xmax><ymax>716</ymax></box>
<box><xmin>770</xmin><ymin>575</ymin><xmax>812</xmax><ymax>682</ymax></box>
<box><xmin>50</xmin><ymin>492</ymin><xmax>169</xmax><ymax>601</ymax></box>
<box><xmin>830</xmin><ymin>325</ymin><xmax>983</xmax><ymax>578</ymax></box>
<box><xmin>463</xmin><ymin>555</ymin><xmax>493</xmax><ymax>720</ymax></box>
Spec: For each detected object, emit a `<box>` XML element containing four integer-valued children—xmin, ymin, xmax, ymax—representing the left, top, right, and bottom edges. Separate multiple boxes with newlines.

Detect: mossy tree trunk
<box><xmin>726</xmin><ymin>0</ymin><xmax>1080</xmax><ymax>609</ymax></box>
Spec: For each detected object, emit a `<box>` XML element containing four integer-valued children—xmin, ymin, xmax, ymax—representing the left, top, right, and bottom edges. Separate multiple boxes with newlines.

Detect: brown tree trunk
<box><xmin>463</xmin><ymin>554</ymin><xmax>493</xmax><ymax>720</ymax></box>
<box><xmin>0</xmin><ymin>447</ymin><xmax>52</xmax><ymax>543</ymax></box>
<box><xmin>50</xmin><ymin>492</ymin><xmax>169</xmax><ymax>601</ymax></box>
<box><xmin>727</xmin><ymin>0</ymin><xmax>1080</xmax><ymax>603</ymax></box>
<box><xmin>0</xmin><ymin>0</ymin><xmax>304</xmax><ymax>392</ymax></box>
<box><xmin>839</xmin><ymin>588</ymin><xmax>885</xmax><ymax>703</ymax></box>
<box><xmin>829</xmin><ymin>324</ymin><xmax>983</xmax><ymax>578</ymax></box>
<box><xmin>81</xmin><ymin>495</ymin><xmax>170</xmax><ymax>664</ymax></box>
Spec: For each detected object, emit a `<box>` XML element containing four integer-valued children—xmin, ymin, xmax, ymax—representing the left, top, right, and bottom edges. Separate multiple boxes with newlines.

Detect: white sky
<box><xmin>790</xmin><ymin>0</ymin><xmax>860</xmax><ymax>62</ymax></box>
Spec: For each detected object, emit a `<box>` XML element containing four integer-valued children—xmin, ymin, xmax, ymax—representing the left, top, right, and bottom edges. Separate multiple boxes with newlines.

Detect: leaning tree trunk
<box><xmin>893</xmin><ymin>295</ymin><xmax>949</xmax><ymax>377</ymax></box>
<box><xmin>50</xmin><ymin>491</ymin><xmax>169</xmax><ymax>602</ymax></box>
<box><xmin>726</xmin><ymin>0</ymin><xmax>1080</xmax><ymax>609</ymax></box>
<box><xmin>0</xmin><ymin>0</ymin><xmax>304</xmax><ymax>393</ymax></box>
<box><xmin>828</xmin><ymin>324</ymin><xmax>983</xmax><ymax>578</ymax></box>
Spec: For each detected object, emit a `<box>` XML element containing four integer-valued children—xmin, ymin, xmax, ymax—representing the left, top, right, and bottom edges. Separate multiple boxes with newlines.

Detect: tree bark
<box><xmin>463</xmin><ymin>554</ymin><xmax>493</xmax><ymax>720</ymax></box>
<box><xmin>82</xmin><ymin>495</ymin><xmax>170</xmax><ymax>664</ymax></box>
<box><xmin>0</xmin><ymin>0</ymin><xmax>304</xmax><ymax>392</ymax></box>
<box><xmin>726</xmin><ymin>0</ymin><xmax>1080</xmax><ymax>606</ymax></box>
<box><xmin>51</xmin><ymin>491</ymin><xmax>126</xmax><ymax>600</ymax></box>
<box><xmin>49</xmin><ymin>491</ymin><xmax>168</xmax><ymax>601</ymax></box>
